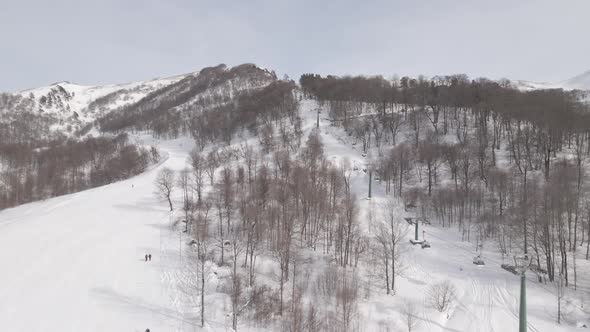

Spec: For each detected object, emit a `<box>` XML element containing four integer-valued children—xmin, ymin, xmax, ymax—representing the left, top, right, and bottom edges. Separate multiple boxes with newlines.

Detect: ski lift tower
<box><xmin>366</xmin><ymin>154</ymin><xmax>374</xmax><ymax>199</ymax></box>
<box><xmin>316</xmin><ymin>108</ymin><xmax>321</xmax><ymax>129</ymax></box>
<box><xmin>515</xmin><ymin>255</ymin><xmax>531</xmax><ymax>332</ymax></box>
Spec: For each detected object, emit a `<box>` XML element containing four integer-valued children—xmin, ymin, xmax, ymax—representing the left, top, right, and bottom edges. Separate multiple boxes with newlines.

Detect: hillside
<box><xmin>563</xmin><ymin>70</ymin><xmax>590</xmax><ymax>91</ymax></box>
<box><xmin>0</xmin><ymin>63</ymin><xmax>276</xmax><ymax>138</ymax></box>
<box><xmin>1</xmin><ymin>65</ymin><xmax>590</xmax><ymax>332</ymax></box>
<box><xmin>0</xmin><ymin>64</ymin><xmax>278</xmax><ymax>210</ymax></box>
<box><xmin>1</xmin><ymin>98</ymin><xmax>588</xmax><ymax>331</ymax></box>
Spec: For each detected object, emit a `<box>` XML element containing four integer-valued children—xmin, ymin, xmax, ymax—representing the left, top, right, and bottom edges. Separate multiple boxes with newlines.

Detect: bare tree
<box><xmin>229</xmin><ymin>228</ymin><xmax>245</xmax><ymax>331</ymax></box>
<box><xmin>371</xmin><ymin>199</ymin><xmax>407</xmax><ymax>295</ymax></box>
<box><xmin>392</xmin><ymin>143</ymin><xmax>412</xmax><ymax>197</ymax></box>
<box><xmin>196</xmin><ymin>199</ymin><xmax>212</xmax><ymax>327</ymax></box>
<box><xmin>402</xmin><ymin>299</ymin><xmax>420</xmax><ymax>332</ymax></box>
<box><xmin>417</xmin><ymin>133</ymin><xmax>441</xmax><ymax>196</ymax></box>
<box><xmin>383</xmin><ymin>112</ymin><xmax>403</xmax><ymax>146</ymax></box>
<box><xmin>556</xmin><ymin>273</ymin><xmax>565</xmax><ymax>324</ymax></box>
<box><xmin>189</xmin><ymin>148</ymin><xmax>205</xmax><ymax>204</ymax></box>
<box><xmin>273</xmin><ymin>202</ymin><xmax>296</xmax><ymax>315</ymax></box>
<box><xmin>384</xmin><ymin>199</ymin><xmax>407</xmax><ymax>294</ymax></box>
<box><xmin>174</xmin><ymin>197</ymin><xmax>211</xmax><ymax>328</ymax></box>
<box><xmin>427</xmin><ymin>280</ymin><xmax>456</xmax><ymax>313</ymax></box>
<box><xmin>155</xmin><ymin>167</ymin><xmax>175</xmax><ymax>211</ymax></box>
<box><xmin>337</xmin><ymin>270</ymin><xmax>359</xmax><ymax>332</ymax></box>
<box><xmin>338</xmin><ymin>193</ymin><xmax>359</xmax><ymax>267</ymax></box>
<box><xmin>373</xmin><ymin>221</ymin><xmax>392</xmax><ymax>295</ymax></box>
<box><xmin>205</xmin><ymin>150</ymin><xmax>219</xmax><ymax>186</ymax></box>
<box><xmin>177</xmin><ymin>168</ymin><xmax>194</xmax><ymax>232</ymax></box>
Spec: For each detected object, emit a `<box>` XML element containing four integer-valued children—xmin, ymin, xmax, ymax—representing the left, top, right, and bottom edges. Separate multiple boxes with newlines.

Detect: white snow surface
<box><xmin>0</xmin><ymin>137</ymin><xmax>194</xmax><ymax>332</ymax></box>
<box><xmin>0</xmin><ymin>98</ymin><xmax>589</xmax><ymax>331</ymax></box>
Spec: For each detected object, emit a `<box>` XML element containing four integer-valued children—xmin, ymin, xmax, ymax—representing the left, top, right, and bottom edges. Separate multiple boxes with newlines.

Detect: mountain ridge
<box><xmin>0</xmin><ymin>63</ymin><xmax>276</xmax><ymax>138</ymax></box>
<box><xmin>562</xmin><ymin>69</ymin><xmax>590</xmax><ymax>90</ymax></box>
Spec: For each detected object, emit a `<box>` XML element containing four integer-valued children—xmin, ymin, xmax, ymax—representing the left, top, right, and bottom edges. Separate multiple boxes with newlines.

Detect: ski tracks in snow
<box><xmin>446</xmin><ymin>275</ymin><xmax>539</xmax><ymax>332</ymax></box>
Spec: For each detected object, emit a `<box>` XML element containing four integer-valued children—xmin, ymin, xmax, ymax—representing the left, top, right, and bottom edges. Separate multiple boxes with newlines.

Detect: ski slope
<box><xmin>0</xmin><ymin>138</ymin><xmax>193</xmax><ymax>332</ymax></box>
<box><xmin>0</xmin><ymin>99</ymin><xmax>588</xmax><ymax>331</ymax></box>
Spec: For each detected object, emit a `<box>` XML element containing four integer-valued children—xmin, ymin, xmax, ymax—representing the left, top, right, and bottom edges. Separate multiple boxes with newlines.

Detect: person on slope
<box><xmin>145</xmin><ymin>254</ymin><xmax>148</xmax><ymax>262</ymax></box>
<box><xmin>148</xmin><ymin>254</ymin><xmax>152</xmax><ymax>261</ymax></box>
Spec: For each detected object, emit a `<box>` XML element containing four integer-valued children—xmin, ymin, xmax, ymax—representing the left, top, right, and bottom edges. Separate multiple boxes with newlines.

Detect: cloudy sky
<box><xmin>1</xmin><ymin>0</ymin><xmax>588</xmax><ymax>91</ymax></box>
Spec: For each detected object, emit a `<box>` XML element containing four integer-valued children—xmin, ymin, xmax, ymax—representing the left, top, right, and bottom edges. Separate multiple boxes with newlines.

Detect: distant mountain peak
<box><xmin>563</xmin><ymin>70</ymin><xmax>590</xmax><ymax>90</ymax></box>
<box><xmin>515</xmin><ymin>69</ymin><xmax>590</xmax><ymax>92</ymax></box>
<box><xmin>50</xmin><ymin>80</ymin><xmax>72</xmax><ymax>86</ymax></box>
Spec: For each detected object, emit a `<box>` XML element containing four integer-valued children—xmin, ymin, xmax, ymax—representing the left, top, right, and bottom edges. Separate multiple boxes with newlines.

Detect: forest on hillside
<box><xmin>155</xmin><ymin>72</ymin><xmax>590</xmax><ymax>330</ymax></box>
<box><xmin>3</xmin><ymin>67</ymin><xmax>590</xmax><ymax>329</ymax></box>
<box><xmin>299</xmin><ymin>73</ymin><xmax>590</xmax><ymax>285</ymax></box>
<box><xmin>0</xmin><ymin>133</ymin><xmax>157</xmax><ymax>210</ymax></box>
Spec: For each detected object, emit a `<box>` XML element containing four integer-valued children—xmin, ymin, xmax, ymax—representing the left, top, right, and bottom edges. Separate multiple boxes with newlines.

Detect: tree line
<box><xmin>0</xmin><ymin>133</ymin><xmax>158</xmax><ymax>210</ymax></box>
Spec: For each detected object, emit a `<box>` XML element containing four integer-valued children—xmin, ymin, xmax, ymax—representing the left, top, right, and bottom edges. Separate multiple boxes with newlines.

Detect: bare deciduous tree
<box><xmin>189</xmin><ymin>148</ymin><xmax>205</xmax><ymax>204</ymax></box>
<box><xmin>402</xmin><ymin>299</ymin><xmax>420</xmax><ymax>332</ymax></box>
<box><xmin>337</xmin><ymin>270</ymin><xmax>359</xmax><ymax>332</ymax></box>
<box><xmin>205</xmin><ymin>150</ymin><xmax>219</xmax><ymax>186</ymax></box>
<box><xmin>427</xmin><ymin>280</ymin><xmax>456</xmax><ymax>313</ymax></box>
<box><xmin>556</xmin><ymin>273</ymin><xmax>565</xmax><ymax>324</ymax></box>
<box><xmin>155</xmin><ymin>167</ymin><xmax>175</xmax><ymax>211</ymax></box>
<box><xmin>177</xmin><ymin>168</ymin><xmax>194</xmax><ymax>232</ymax></box>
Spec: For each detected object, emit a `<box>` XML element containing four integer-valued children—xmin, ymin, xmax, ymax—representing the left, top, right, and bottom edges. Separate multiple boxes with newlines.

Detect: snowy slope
<box><xmin>562</xmin><ymin>69</ymin><xmax>590</xmax><ymax>90</ymax></box>
<box><xmin>0</xmin><ymin>98</ymin><xmax>588</xmax><ymax>332</ymax></box>
<box><xmin>0</xmin><ymin>110</ymin><xmax>587</xmax><ymax>332</ymax></box>
<box><xmin>515</xmin><ymin>69</ymin><xmax>590</xmax><ymax>91</ymax></box>
<box><xmin>301</xmin><ymin>99</ymin><xmax>589</xmax><ymax>332</ymax></box>
<box><xmin>0</xmin><ymin>137</ymin><xmax>193</xmax><ymax>332</ymax></box>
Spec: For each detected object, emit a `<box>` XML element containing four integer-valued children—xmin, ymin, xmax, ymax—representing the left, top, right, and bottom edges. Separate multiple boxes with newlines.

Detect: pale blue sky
<box><xmin>1</xmin><ymin>0</ymin><xmax>588</xmax><ymax>91</ymax></box>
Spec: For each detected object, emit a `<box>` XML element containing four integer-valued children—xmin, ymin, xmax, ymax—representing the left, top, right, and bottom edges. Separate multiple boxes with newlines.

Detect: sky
<box><xmin>1</xmin><ymin>0</ymin><xmax>589</xmax><ymax>92</ymax></box>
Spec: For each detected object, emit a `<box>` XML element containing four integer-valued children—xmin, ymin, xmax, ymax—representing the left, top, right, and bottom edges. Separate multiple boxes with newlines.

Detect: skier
<box><xmin>145</xmin><ymin>329</ymin><xmax>150</xmax><ymax>332</ymax></box>
<box><xmin>145</xmin><ymin>254</ymin><xmax>148</xmax><ymax>262</ymax></box>
<box><xmin>148</xmin><ymin>254</ymin><xmax>152</xmax><ymax>261</ymax></box>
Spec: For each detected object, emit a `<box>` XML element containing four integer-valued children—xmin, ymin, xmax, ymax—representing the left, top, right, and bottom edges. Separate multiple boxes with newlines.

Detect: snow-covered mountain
<box><xmin>514</xmin><ymin>69</ymin><xmax>590</xmax><ymax>91</ymax></box>
<box><xmin>562</xmin><ymin>69</ymin><xmax>590</xmax><ymax>90</ymax></box>
<box><xmin>0</xmin><ymin>64</ymin><xmax>276</xmax><ymax>137</ymax></box>
<box><xmin>7</xmin><ymin>75</ymin><xmax>185</xmax><ymax>121</ymax></box>
<box><xmin>512</xmin><ymin>80</ymin><xmax>556</xmax><ymax>91</ymax></box>
<box><xmin>0</xmin><ymin>74</ymin><xmax>188</xmax><ymax>136</ymax></box>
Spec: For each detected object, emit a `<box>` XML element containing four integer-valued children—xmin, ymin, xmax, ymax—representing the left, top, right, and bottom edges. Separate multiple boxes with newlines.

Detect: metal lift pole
<box><xmin>519</xmin><ymin>272</ymin><xmax>527</xmax><ymax>332</ymax></box>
